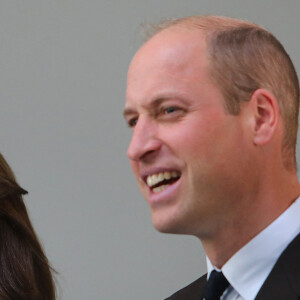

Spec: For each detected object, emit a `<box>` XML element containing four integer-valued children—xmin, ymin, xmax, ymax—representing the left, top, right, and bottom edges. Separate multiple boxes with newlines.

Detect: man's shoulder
<box><xmin>165</xmin><ymin>274</ymin><xmax>207</xmax><ymax>300</ymax></box>
<box><xmin>255</xmin><ymin>232</ymin><xmax>300</xmax><ymax>300</ymax></box>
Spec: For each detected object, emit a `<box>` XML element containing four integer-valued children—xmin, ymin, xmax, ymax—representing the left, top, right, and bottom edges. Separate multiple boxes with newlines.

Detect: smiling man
<box><xmin>124</xmin><ymin>16</ymin><xmax>300</xmax><ymax>300</ymax></box>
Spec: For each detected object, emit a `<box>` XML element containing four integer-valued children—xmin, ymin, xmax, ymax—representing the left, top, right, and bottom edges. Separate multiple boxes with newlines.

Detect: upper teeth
<box><xmin>146</xmin><ymin>171</ymin><xmax>180</xmax><ymax>187</ymax></box>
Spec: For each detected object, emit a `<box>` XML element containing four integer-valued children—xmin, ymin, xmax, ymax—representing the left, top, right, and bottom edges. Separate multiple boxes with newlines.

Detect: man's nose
<box><xmin>127</xmin><ymin>117</ymin><xmax>161</xmax><ymax>161</ymax></box>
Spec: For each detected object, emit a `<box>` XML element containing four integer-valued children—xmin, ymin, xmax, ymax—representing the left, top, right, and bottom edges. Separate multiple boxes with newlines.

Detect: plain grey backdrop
<box><xmin>0</xmin><ymin>1</ymin><xmax>299</xmax><ymax>299</ymax></box>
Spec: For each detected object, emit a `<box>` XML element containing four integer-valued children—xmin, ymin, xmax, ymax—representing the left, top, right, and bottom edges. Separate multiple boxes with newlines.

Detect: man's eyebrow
<box><xmin>123</xmin><ymin>107</ymin><xmax>136</xmax><ymax>118</ymax></box>
<box><xmin>123</xmin><ymin>96</ymin><xmax>183</xmax><ymax>118</ymax></box>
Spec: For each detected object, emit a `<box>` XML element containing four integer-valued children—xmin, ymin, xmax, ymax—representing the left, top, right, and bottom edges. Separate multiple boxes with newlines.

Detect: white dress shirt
<box><xmin>206</xmin><ymin>196</ymin><xmax>300</xmax><ymax>300</ymax></box>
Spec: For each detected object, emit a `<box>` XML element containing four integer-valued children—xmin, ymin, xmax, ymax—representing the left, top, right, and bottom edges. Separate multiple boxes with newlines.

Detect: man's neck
<box><xmin>201</xmin><ymin>176</ymin><xmax>300</xmax><ymax>269</ymax></box>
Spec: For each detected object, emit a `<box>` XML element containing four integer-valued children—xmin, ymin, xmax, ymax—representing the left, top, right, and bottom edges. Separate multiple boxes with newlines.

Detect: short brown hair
<box><xmin>145</xmin><ymin>16</ymin><xmax>299</xmax><ymax>170</ymax></box>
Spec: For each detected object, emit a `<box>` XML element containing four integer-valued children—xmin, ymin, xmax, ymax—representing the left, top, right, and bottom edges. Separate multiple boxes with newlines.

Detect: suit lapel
<box><xmin>165</xmin><ymin>274</ymin><xmax>207</xmax><ymax>299</ymax></box>
<box><xmin>165</xmin><ymin>232</ymin><xmax>300</xmax><ymax>300</ymax></box>
<box><xmin>255</xmin><ymin>232</ymin><xmax>300</xmax><ymax>300</ymax></box>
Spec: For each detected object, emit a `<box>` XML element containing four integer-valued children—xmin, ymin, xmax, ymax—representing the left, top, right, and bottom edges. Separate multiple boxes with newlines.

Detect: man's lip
<box><xmin>147</xmin><ymin>175</ymin><xmax>182</xmax><ymax>205</ymax></box>
<box><xmin>140</xmin><ymin>167</ymin><xmax>181</xmax><ymax>183</ymax></box>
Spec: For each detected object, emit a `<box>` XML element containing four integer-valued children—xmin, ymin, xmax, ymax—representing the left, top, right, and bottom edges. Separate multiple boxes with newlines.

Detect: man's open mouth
<box><xmin>145</xmin><ymin>171</ymin><xmax>181</xmax><ymax>193</ymax></box>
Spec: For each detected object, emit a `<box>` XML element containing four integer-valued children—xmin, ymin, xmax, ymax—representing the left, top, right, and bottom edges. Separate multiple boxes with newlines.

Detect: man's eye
<box><xmin>164</xmin><ymin>107</ymin><xmax>179</xmax><ymax>114</ymax></box>
<box><xmin>128</xmin><ymin>118</ymin><xmax>138</xmax><ymax>128</ymax></box>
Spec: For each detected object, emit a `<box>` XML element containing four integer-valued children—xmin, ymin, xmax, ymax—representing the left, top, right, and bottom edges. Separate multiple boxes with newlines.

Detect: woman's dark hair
<box><xmin>0</xmin><ymin>153</ymin><xmax>56</xmax><ymax>299</ymax></box>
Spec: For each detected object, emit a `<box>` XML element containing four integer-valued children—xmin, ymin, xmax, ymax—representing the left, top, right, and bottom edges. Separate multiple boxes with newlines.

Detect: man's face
<box><xmin>124</xmin><ymin>28</ymin><xmax>254</xmax><ymax>237</ymax></box>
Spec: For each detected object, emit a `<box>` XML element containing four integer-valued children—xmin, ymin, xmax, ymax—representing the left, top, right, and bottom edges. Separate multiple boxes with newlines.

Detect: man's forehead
<box><xmin>128</xmin><ymin>27</ymin><xmax>208</xmax><ymax>79</ymax></box>
<box><xmin>125</xmin><ymin>26</ymin><xmax>212</xmax><ymax>115</ymax></box>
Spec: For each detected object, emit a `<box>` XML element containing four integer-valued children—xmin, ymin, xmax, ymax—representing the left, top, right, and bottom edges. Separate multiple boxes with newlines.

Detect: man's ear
<box><xmin>251</xmin><ymin>89</ymin><xmax>279</xmax><ymax>146</ymax></box>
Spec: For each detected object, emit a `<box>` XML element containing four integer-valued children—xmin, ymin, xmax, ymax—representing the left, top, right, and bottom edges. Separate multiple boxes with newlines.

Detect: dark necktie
<box><xmin>203</xmin><ymin>270</ymin><xmax>230</xmax><ymax>300</ymax></box>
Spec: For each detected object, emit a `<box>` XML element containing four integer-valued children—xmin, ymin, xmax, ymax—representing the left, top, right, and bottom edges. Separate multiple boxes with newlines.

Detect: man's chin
<box><xmin>151</xmin><ymin>213</ymin><xmax>189</xmax><ymax>235</ymax></box>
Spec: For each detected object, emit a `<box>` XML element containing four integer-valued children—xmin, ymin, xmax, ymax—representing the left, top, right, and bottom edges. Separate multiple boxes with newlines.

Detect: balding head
<box><xmin>143</xmin><ymin>16</ymin><xmax>299</xmax><ymax>170</ymax></box>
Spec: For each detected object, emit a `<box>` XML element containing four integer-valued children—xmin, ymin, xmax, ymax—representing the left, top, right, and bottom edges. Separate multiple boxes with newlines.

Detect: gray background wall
<box><xmin>0</xmin><ymin>1</ymin><xmax>299</xmax><ymax>299</ymax></box>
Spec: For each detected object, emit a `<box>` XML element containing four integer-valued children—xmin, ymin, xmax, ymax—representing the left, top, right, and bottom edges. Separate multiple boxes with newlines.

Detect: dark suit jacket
<box><xmin>165</xmin><ymin>232</ymin><xmax>300</xmax><ymax>300</ymax></box>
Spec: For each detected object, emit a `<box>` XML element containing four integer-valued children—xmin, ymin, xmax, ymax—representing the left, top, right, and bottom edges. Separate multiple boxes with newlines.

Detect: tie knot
<box><xmin>203</xmin><ymin>270</ymin><xmax>230</xmax><ymax>300</ymax></box>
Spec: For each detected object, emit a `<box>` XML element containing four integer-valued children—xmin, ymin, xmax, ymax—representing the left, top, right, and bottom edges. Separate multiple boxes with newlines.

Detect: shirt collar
<box><xmin>206</xmin><ymin>196</ymin><xmax>300</xmax><ymax>300</ymax></box>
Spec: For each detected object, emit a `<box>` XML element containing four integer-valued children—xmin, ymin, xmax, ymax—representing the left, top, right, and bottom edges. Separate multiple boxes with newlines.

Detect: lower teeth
<box><xmin>152</xmin><ymin>184</ymin><xmax>170</xmax><ymax>193</ymax></box>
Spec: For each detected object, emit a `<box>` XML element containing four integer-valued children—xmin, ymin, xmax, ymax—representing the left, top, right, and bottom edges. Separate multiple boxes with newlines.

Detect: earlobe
<box><xmin>251</xmin><ymin>89</ymin><xmax>279</xmax><ymax>146</ymax></box>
